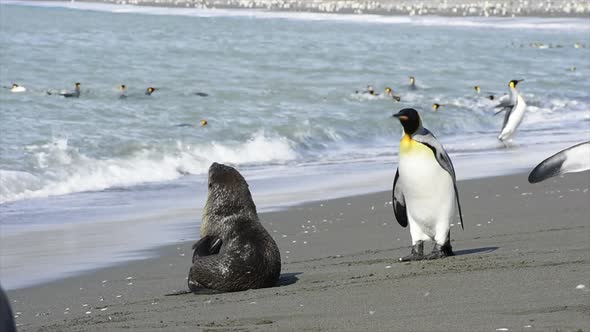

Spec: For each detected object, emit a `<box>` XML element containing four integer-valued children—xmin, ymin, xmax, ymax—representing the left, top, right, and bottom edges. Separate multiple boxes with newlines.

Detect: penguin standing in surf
<box><xmin>495</xmin><ymin>79</ymin><xmax>526</xmax><ymax>141</ymax></box>
<box><xmin>118</xmin><ymin>84</ymin><xmax>128</xmax><ymax>99</ymax></box>
<box><xmin>392</xmin><ymin>108</ymin><xmax>465</xmax><ymax>261</ymax></box>
<box><xmin>408</xmin><ymin>76</ymin><xmax>417</xmax><ymax>90</ymax></box>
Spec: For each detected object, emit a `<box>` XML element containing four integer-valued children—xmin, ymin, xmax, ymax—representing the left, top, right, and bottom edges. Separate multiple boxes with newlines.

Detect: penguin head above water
<box><xmin>409</xmin><ymin>76</ymin><xmax>415</xmax><ymax>86</ymax></box>
<box><xmin>509</xmin><ymin>79</ymin><xmax>523</xmax><ymax>88</ymax></box>
<box><xmin>393</xmin><ymin>108</ymin><xmax>421</xmax><ymax>135</ymax></box>
<box><xmin>75</xmin><ymin>82</ymin><xmax>81</xmax><ymax>89</ymax></box>
<box><xmin>146</xmin><ymin>87</ymin><xmax>157</xmax><ymax>95</ymax></box>
<box><xmin>432</xmin><ymin>103</ymin><xmax>442</xmax><ymax>111</ymax></box>
<box><xmin>385</xmin><ymin>87</ymin><xmax>392</xmax><ymax>94</ymax></box>
<box><xmin>474</xmin><ymin>85</ymin><xmax>481</xmax><ymax>93</ymax></box>
<box><xmin>119</xmin><ymin>84</ymin><xmax>127</xmax><ymax>91</ymax></box>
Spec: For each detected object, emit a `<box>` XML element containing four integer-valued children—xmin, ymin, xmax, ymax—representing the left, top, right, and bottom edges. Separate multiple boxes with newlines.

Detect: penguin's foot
<box><xmin>399</xmin><ymin>252</ymin><xmax>424</xmax><ymax>262</ymax></box>
<box><xmin>399</xmin><ymin>241</ymin><xmax>424</xmax><ymax>262</ymax></box>
<box><xmin>424</xmin><ymin>243</ymin><xmax>454</xmax><ymax>260</ymax></box>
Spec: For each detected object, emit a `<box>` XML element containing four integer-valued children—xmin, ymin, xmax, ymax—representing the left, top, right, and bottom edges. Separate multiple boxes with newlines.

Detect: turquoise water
<box><xmin>1</xmin><ymin>1</ymin><xmax>589</xmax><ymax>288</ymax></box>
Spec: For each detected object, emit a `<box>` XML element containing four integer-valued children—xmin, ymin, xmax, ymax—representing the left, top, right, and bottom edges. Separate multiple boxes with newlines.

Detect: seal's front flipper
<box><xmin>192</xmin><ymin>236</ymin><xmax>223</xmax><ymax>261</ymax></box>
<box><xmin>209</xmin><ymin>238</ymin><xmax>222</xmax><ymax>254</ymax></box>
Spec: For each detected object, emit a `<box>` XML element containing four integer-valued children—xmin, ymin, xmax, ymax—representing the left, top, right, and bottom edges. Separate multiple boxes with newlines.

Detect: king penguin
<box><xmin>408</xmin><ymin>76</ymin><xmax>417</xmax><ymax>90</ymax></box>
<box><xmin>495</xmin><ymin>79</ymin><xmax>526</xmax><ymax>141</ymax></box>
<box><xmin>60</xmin><ymin>82</ymin><xmax>81</xmax><ymax>98</ymax></box>
<box><xmin>528</xmin><ymin>141</ymin><xmax>590</xmax><ymax>183</ymax></box>
<box><xmin>392</xmin><ymin>108</ymin><xmax>465</xmax><ymax>261</ymax></box>
<box><xmin>119</xmin><ymin>84</ymin><xmax>128</xmax><ymax>99</ymax></box>
<box><xmin>9</xmin><ymin>83</ymin><xmax>26</xmax><ymax>93</ymax></box>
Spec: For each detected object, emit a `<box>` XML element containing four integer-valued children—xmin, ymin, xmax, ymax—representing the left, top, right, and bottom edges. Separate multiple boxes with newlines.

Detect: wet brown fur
<box><xmin>187</xmin><ymin>163</ymin><xmax>281</xmax><ymax>292</ymax></box>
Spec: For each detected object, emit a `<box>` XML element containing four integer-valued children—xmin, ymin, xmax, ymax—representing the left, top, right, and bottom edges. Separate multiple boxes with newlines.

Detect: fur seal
<box><xmin>187</xmin><ymin>163</ymin><xmax>281</xmax><ymax>292</ymax></box>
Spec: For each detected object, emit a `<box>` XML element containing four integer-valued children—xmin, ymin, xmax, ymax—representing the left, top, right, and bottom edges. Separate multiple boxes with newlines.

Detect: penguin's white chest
<box><xmin>499</xmin><ymin>93</ymin><xmax>526</xmax><ymax>141</ymax></box>
<box><xmin>10</xmin><ymin>86</ymin><xmax>26</xmax><ymax>93</ymax></box>
<box><xmin>398</xmin><ymin>136</ymin><xmax>455</xmax><ymax>229</ymax></box>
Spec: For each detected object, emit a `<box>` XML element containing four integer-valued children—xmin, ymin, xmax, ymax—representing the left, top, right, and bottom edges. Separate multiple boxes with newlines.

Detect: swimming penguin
<box><xmin>385</xmin><ymin>87</ymin><xmax>401</xmax><ymax>101</ymax></box>
<box><xmin>145</xmin><ymin>87</ymin><xmax>157</xmax><ymax>95</ymax></box>
<box><xmin>200</xmin><ymin>119</ymin><xmax>208</xmax><ymax>126</ymax></box>
<box><xmin>495</xmin><ymin>79</ymin><xmax>526</xmax><ymax>141</ymax></box>
<box><xmin>119</xmin><ymin>84</ymin><xmax>127</xmax><ymax>99</ymax></box>
<box><xmin>528</xmin><ymin>142</ymin><xmax>590</xmax><ymax>183</ymax></box>
<box><xmin>392</xmin><ymin>108</ymin><xmax>464</xmax><ymax>261</ymax></box>
<box><xmin>60</xmin><ymin>82</ymin><xmax>81</xmax><ymax>98</ymax></box>
<box><xmin>432</xmin><ymin>103</ymin><xmax>442</xmax><ymax>111</ymax></box>
<box><xmin>364</xmin><ymin>85</ymin><xmax>379</xmax><ymax>96</ymax></box>
<box><xmin>195</xmin><ymin>92</ymin><xmax>209</xmax><ymax>97</ymax></box>
<box><xmin>474</xmin><ymin>85</ymin><xmax>496</xmax><ymax>100</ymax></box>
<box><xmin>408</xmin><ymin>76</ymin><xmax>417</xmax><ymax>90</ymax></box>
<box><xmin>8</xmin><ymin>83</ymin><xmax>26</xmax><ymax>93</ymax></box>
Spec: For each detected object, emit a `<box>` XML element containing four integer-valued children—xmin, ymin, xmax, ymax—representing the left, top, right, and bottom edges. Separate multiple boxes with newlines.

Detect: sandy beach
<box><xmin>6</xmin><ymin>171</ymin><xmax>589</xmax><ymax>331</ymax></box>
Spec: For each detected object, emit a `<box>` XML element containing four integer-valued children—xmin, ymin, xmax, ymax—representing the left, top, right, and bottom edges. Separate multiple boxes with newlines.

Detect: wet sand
<box><xmin>6</xmin><ymin>172</ymin><xmax>590</xmax><ymax>331</ymax></box>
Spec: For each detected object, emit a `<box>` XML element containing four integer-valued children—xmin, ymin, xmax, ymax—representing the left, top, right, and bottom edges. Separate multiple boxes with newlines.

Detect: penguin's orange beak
<box><xmin>393</xmin><ymin>114</ymin><xmax>408</xmax><ymax>121</ymax></box>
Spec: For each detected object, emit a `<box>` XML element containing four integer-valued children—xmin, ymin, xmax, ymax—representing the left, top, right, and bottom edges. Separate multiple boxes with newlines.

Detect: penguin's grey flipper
<box><xmin>494</xmin><ymin>107</ymin><xmax>511</xmax><ymax>116</ymax></box>
<box><xmin>528</xmin><ymin>141</ymin><xmax>590</xmax><ymax>183</ymax></box>
<box><xmin>399</xmin><ymin>241</ymin><xmax>424</xmax><ymax>262</ymax></box>
<box><xmin>392</xmin><ymin>169</ymin><xmax>408</xmax><ymax>227</ymax></box>
<box><xmin>413</xmin><ymin>129</ymin><xmax>465</xmax><ymax>230</ymax></box>
<box><xmin>494</xmin><ymin>94</ymin><xmax>512</xmax><ymax>108</ymax></box>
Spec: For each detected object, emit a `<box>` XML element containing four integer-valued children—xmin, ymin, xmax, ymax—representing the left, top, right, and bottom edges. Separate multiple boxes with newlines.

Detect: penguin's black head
<box><xmin>75</xmin><ymin>82</ymin><xmax>81</xmax><ymax>87</ymax></box>
<box><xmin>393</xmin><ymin>108</ymin><xmax>421</xmax><ymax>135</ymax></box>
<box><xmin>509</xmin><ymin>79</ymin><xmax>523</xmax><ymax>88</ymax></box>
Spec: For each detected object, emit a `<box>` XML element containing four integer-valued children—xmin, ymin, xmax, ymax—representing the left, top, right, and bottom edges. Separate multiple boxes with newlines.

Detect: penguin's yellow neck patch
<box><xmin>509</xmin><ymin>82</ymin><xmax>515</xmax><ymax>88</ymax></box>
<box><xmin>400</xmin><ymin>134</ymin><xmax>414</xmax><ymax>155</ymax></box>
<box><xmin>400</xmin><ymin>134</ymin><xmax>431</xmax><ymax>156</ymax></box>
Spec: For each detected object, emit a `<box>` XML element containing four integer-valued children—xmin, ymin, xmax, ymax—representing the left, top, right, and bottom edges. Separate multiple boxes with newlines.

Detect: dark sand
<box><xmin>6</xmin><ymin>172</ymin><xmax>590</xmax><ymax>331</ymax></box>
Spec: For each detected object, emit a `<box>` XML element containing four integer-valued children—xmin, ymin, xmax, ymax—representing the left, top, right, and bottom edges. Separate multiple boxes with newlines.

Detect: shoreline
<box><xmin>27</xmin><ymin>0</ymin><xmax>590</xmax><ymax>17</ymax></box>
<box><xmin>6</xmin><ymin>171</ymin><xmax>590</xmax><ymax>331</ymax></box>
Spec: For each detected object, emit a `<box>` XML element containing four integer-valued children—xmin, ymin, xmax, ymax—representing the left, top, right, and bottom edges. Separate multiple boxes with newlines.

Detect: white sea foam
<box><xmin>5</xmin><ymin>1</ymin><xmax>590</xmax><ymax>31</ymax></box>
<box><xmin>0</xmin><ymin>132</ymin><xmax>296</xmax><ymax>203</ymax></box>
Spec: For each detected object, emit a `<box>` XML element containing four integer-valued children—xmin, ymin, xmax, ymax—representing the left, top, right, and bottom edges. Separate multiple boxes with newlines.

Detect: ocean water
<box><xmin>1</xmin><ymin>1</ymin><xmax>589</xmax><ymax>289</ymax></box>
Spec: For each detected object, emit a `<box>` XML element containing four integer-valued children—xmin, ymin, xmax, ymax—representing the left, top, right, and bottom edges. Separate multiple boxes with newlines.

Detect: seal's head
<box><xmin>201</xmin><ymin>163</ymin><xmax>257</xmax><ymax>235</ymax></box>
